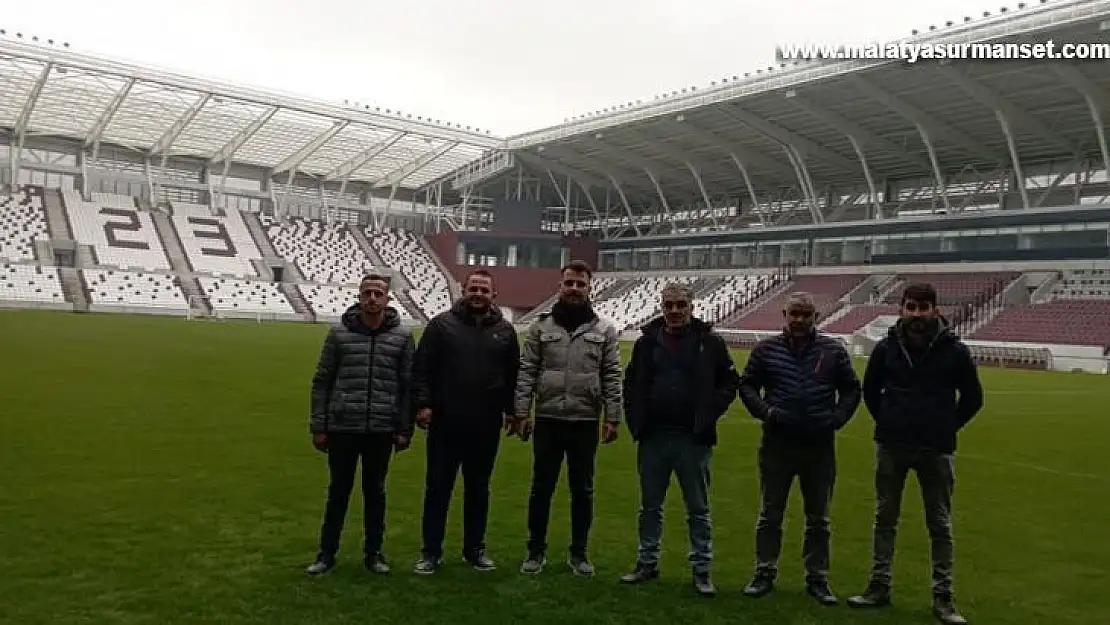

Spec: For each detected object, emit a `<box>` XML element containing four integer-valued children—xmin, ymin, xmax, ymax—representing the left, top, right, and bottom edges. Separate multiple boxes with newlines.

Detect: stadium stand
<box><xmin>971</xmin><ymin>269</ymin><xmax>1110</xmax><ymax>348</ymax></box>
<box><xmin>364</xmin><ymin>227</ymin><xmax>451</xmax><ymax>319</ymax></box>
<box><xmin>298</xmin><ymin>283</ymin><xmax>415</xmax><ymax>321</ymax></box>
<box><xmin>197</xmin><ymin>276</ymin><xmax>295</xmax><ymax>317</ymax></box>
<box><xmin>0</xmin><ymin>263</ymin><xmax>66</xmax><ymax>305</ymax></box>
<box><xmin>260</xmin><ymin>214</ymin><xmax>374</xmax><ymax>285</ymax></box>
<box><xmin>0</xmin><ymin>188</ymin><xmax>48</xmax><ymax>262</ymax></box>
<box><xmin>173</xmin><ymin>208</ymin><xmax>262</xmax><ymax>278</ymax></box>
<box><xmin>593</xmin><ymin>275</ymin><xmax>699</xmax><ymax>331</ymax></box>
<box><xmin>728</xmin><ymin>274</ymin><xmax>864</xmax><ymax>331</ymax></box>
<box><xmin>969</xmin><ymin>344</ymin><xmax>1051</xmax><ymax>370</ymax></box>
<box><xmin>83</xmin><ymin>269</ymin><xmax>189</xmax><ymax>314</ymax></box>
<box><xmin>62</xmin><ymin>190</ymin><xmax>172</xmax><ymax>271</ymax></box>
<box><xmin>693</xmin><ymin>274</ymin><xmax>777</xmax><ymax>324</ymax></box>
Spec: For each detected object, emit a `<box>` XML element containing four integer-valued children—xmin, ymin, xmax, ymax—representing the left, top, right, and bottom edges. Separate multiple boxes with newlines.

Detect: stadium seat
<box><xmin>0</xmin><ymin>188</ymin><xmax>49</xmax><ymax>262</ymax></box>
<box><xmin>173</xmin><ymin>208</ymin><xmax>262</xmax><ymax>278</ymax></box>
<box><xmin>298</xmin><ymin>283</ymin><xmax>414</xmax><ymax>321</ymax></box>
<box><xmin>0</xmin><ymin>263</ymin><xmax>66</xmax><ymax>304</ymax></box>
<box><xmin>83</xmin><ymin>268</ymin><xmax>189</xmax><ymax>312</ymax></box>
<box><xmin>61</xmin><ymin>190</ymin><xmax>172</xmax><ymax>271</ymax></box>
<box><xmin>197</xmin><ymin>276</ymin><xmax>295</xmax><ymax>316</ymax></box>
<box><xmin>728</xmin><ymin>274</ymin><xmax>864</xmax><ymax>331</ymax></box>
<box><xmin>262</xmin><ymin>215</ymin><xmax>374</xmax><ymax>285</ymax></box>
<box><xmin>364</xmin><ymin>227</ymin><xmax>451</xmax><ymax>319</ymax></box>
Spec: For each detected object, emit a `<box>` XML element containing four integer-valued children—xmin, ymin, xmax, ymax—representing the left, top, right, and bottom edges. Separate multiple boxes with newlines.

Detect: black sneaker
<box><xmin>413</xmin><ymin>555</ymin><xmax>442</xmax><ymax>575</ymax></box>
<box><xmin>520</xmin><ymin>552</ymin><xmax>546</xmax><ymax>574</ymax></box>
<box><xmin>932</xmin><ymin>593</ymin><xmax>968</xmax><ymax>625</ymax></box>
<box><xmin>619</xmin><ymin>563</ymin><xmax>659</xmax><ymax>584</ymax></box>
<box><xmin>305</xmin><ymin>557</ymin><xmax>334</xmax><ymax>576</ymax></box>
<box><xmin>806</xmin><ymin>579</ymin><xmax>838</xmax><ymax>605</ymax></box>
<box><xmin>464</xmin><ymin>550</ymin><xmax>496</xmax><ymax>571</ymax></box>
<box><xmin>693</xmin><ymin>571</ymin><xmax>717</xmax><ymax>597</ymax></box>
<box><xmin>743</xmin><ymin>572</ymin><xmax>775</xmax><ymax>598</ymax></box>
<box><xmin>847</xmin><ymin>581</ymin><xmax>892</xmax><ymax>608</ymax></box>
<box><xmin>364</xmin><ymin>552</ymin><xmax>390</xmax><ymax>575</ymax></box>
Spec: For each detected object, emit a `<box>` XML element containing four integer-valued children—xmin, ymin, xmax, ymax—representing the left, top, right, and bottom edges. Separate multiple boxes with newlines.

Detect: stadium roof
<box><xmin>493</xmin><ymin>0</ymin><xmax>1110</xmax><ymax>216</ymax></box>
<box><xmin>0</xmin><ymin>37</ymin><xmax>502</xmax><ymax>190</ymax></box>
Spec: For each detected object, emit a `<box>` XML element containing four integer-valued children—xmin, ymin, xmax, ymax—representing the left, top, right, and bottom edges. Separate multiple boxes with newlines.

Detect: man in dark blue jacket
<box><xmin>411</xmin><ymin>269</ymin><xmax>519</xmax><ymax>575</ymax></box>
<box><xmin>618</xmin><ymin>282</ymin><xmax>740</xmax><ymax>597</ymax></box>
<box><xmin>848</xmin><ymin>283</ymin><xmax>983</xmax><ymax>625</ymax></box>
<box><xmin>737</xmin><ymin>292</ymin><xmax>862</xmax><ymax>606</ymax></box>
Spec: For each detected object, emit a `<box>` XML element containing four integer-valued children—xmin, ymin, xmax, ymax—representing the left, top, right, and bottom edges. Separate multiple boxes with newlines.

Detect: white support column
<box><xmin>685</xmin><ymin>161</ymin><xmax>720</xmax><ymax>229</ymax></box>
<box><xmin>994</xmin><ymin>111</ymin><xmax>1029</xmax><ymax>209</ymax></box>
<box><xmin>1083</xmin><ymin>95</ymin><xmax>1110</xmax><ymax>179</ymax></box>
<box><xmin>643</xmin><ymin>168</ymin><xmax>676</xmax><ymax>234</ymax></box>
<box><xmin>846</xmin><ymin>135</ymin><xmax>882</xmax><ymax>220</ymax></box>
<box><xmin>729</xmin><ymin>153</ymin><xmax>766</xmax><ymax>226</ymax></box>
<box><xmin>782</xmin><ymin>146</ymin><xmax>821</xmax><ymax>223</ymax></box>
<box><xmin>916</xmin><ymin>124</ymin><xmax>951</xmax><ymax>211</ymax></box>
<box><xmin>607</xmin><ymin>175</ymin><xmax>642</xmax><ymax>237</ymax></box>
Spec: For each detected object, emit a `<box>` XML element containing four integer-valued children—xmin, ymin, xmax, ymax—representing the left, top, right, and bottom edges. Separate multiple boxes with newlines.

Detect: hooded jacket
<box><xmin>412</xmin><ymin>299</ymin><xmax>519</xmax><ymax>428</ymax></box>
<box><xmin>622</xmin><ymin>316</ymin><xmax>740</xmax><ymax>446</ymax></box>
<box><xmin>514</xmin><ymin>304</ymin><xmax>623</xmax><ymax>424</ymax></box>
<box><xmin>863</xmin><ymin>317</ymin><xmax>983</xmax><ymax>454</ymax></box>
<box><xmin>738</xmin><ymin>329</ymin><xmax>862</xmax><ymax>444</ymax></box>
<box><xmin>309</xmin><ymin>305</ymin><xmax>415</xmax><ymax>435</ymax></box>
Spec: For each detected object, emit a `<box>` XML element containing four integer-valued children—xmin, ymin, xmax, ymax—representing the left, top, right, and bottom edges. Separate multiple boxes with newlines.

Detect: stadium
<box><xmin>1</xmin><ymin>0</ymin><xmax>1109</xmax><ymax>624</ymax></box>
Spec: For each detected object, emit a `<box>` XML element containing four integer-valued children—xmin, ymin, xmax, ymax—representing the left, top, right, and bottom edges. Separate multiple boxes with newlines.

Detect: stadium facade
<box><xmin>1</xmin><ymin>0</ymin><xmax>1109</xmax><ymax>374</ymax></box>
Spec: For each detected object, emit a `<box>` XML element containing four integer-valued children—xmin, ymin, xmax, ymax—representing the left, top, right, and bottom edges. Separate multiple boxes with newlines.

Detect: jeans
<box><xmin>420</xmin><ymin>421</ymin><xmax>501</xmax><ymax>559</ymax></box>
<box><xmin>526</xmin><ymin>419</ymin><xmax>599</xmax><ymax>557</ymax></box>
<box><xmin>635</xmin><ymin>429</ymin><xmax>713</xmax><ymax>574</ymax></box>
<box><xmin>868</xmin><ymin>444</ymin><xmax>957</xmax><ymax>595</ymax></box>
<box><xmin>754</xmin><ymin>439</ymin><xmax>837</xmax><ymax>583</ymax></box>
<box><xmin>316</xmin><ymin>432</ymin><xmax>395</xmax><ymax>561</ymax></box>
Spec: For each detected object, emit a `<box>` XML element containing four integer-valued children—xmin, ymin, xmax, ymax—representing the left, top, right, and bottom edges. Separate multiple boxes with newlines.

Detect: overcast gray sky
<box><xmin>0</xmin><ymin>0</ymin><xmax>1012</xmax><ymax>136</ymax></box>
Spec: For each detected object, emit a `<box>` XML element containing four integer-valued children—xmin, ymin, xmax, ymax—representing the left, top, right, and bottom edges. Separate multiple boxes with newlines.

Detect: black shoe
<box><xmin>364</xmin><ymin>552</ymin><xmax>390</xmax><ymax>574</ymax></box>
<box><xmin>413</xmin><ymin>555</ymin><xmax>442</xmax><ymax>575</ymax></box>
<box><xmin>743</xmin><ymin>572</ymin><xmax>775</xmax><ymax>598</ymax></box>
<box><xmin>693</xmin><ymin>571</ymin><xmax>717</xmax><ymax>597</ymax></box>
<box><xmin>806</xmin><ymin>579</ymin><xmax>838</xmax><ymax>606</ymax></box>
<box><xmin>520</xmin><ymin>552</ymin><xmax>546</xmax><ymax>574</ymax></box>
<box><xmin>933</xmin><ymin>593</ymin><xmax>968</xmax><ymax>624</ymax></box>
<box><xmin>568</xmin><ymin>553</ymin><xmax>595</xmax><ymax>577</ymax></box>
<box><xmin>847</xmin><ymin>581</ymin><xmax>892</xmax><ymax>608</ymax></box>
<box><xmin>619</xmin><ymin>563</ymin><xmax>659</xmax><ymax>584</ymax></box>
<box><xmin>305</xmin><ymin>557</ymin><xmax>334</xmax><ymax>576</ymax></box>
<box><xmin>464</xmin><ymin>550</ymin><xmax>497</xmax><ymax>571</ymax></box>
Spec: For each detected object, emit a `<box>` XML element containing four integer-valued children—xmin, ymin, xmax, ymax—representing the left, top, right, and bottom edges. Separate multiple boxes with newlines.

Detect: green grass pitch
<box><xmin>1</xmin><ymin>310</ymin><xmax>1107</xmax><ymax>625</ymax></box>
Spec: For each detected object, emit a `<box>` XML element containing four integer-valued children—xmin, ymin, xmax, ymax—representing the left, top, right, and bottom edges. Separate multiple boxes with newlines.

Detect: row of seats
<box><xmin>0</xmin><ymin>188</ymin><xmax>49</xmax><ymax>262</ymax></box>
<box><xmin>726</xmin><ymin>274</ymin><xmax>864</xmax><ymax>331</ymax></box>
<box><xmin>298</xmin><ymin>283</ymin><xmax>414</xmax><ymax>320</ymax></box>
<box><xmin>0</xmin><ymin>263</ymin><xmax>65</xmax><ymax>304</ymax></box>
<box><xmin>261</xmin><ymin>215</ymin><xmax>374</xmax><ymax>285</ymax></box>
<box><xmin>363</xmin><ymin>227</ymin><xmax>452</xmax><ymax>319</ymax></box>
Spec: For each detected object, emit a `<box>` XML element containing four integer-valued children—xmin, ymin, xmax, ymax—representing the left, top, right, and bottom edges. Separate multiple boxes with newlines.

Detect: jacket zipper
<box><xmin>366</xmin><ymin>333</ymin><xmax>377</xmax><ymax>434</ymax></box>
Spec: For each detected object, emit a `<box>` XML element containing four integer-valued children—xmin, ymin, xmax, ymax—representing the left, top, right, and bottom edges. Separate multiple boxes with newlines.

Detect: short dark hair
<box><xmin>561</xmin><ymin>260</ymin><xmax>593</xmax><ymax>279</ymax></box>
<box><xmin>901</xmin><ymin>282</ymin><xmax>937</xmax><ymax>306</ymax></box>
<box><xmin>362</xmin><ymin>273</ymin><xmax>391</xmax><ymax>287</ymax></box>
<box><xmin>465</xmin><ymin>268</ymin><xmax>494</xmax><ymax>287</ymax></box>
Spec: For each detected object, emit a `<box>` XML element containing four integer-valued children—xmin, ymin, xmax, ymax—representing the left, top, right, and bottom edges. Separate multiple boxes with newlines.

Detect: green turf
<box><xmin>1</xmin><ymin>309</ymin><xmax>1107</xmax><ymax>625</ymax></box>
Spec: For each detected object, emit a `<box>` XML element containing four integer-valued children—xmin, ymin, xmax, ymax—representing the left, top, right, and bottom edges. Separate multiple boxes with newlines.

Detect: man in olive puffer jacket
<box><xmin>305</xmin><ymin>273</ymin><xmax>415</xmax><ymax>577</ymax></box>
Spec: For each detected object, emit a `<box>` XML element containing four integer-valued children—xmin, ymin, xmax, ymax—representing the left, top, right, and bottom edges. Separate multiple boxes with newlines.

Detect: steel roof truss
<box><xmin>150</xmin><ymin>93</ymin><xmax>210</xmax><ymax>156</ymax></box>
<box><xmin>663</xmin><ymin>119</ymin><xmax>792</xmax><ymax>181</ymax></box>
<box><xmin>517</xmin><ymin>151</ymin><xmax>610</xmax><ymax>191</ymax></box>
<box><xmin>83</xmin><ymin>78</ymin><xmax>135</xmax><ymax>159</ymax></box>
<box><xmin>642</xmin><ymin>168</ymin><xmax>677</xmax><ymax>234</ymax></box>
<box><xmin>995</xmin><ymin>111</ymin><xmax>1030</xmax><ymax>209</ymax></box>
<box><xmin>685</xmin><ymin>162</ymin><xmax>719</xmax><ymax>229</ymax></box>
<box><xmin>716</xmin><ymin>105</ymin><xmax>854</xmax><ymax>173</ymax></box>
<box><xmin>323</xmin><ymin>131</ymin><xmax>406</xmax><ymax>181</ymax></box>
<box><xmin>728</xmin><ymin>154</ymin><xmax>768</xmax><ymax>226</ymax></box>
<box><xmin>916</xmin><ymin>124</ymin><xmax>952</xmax><ymax>211</ymax></box>
<box><xmin>1049</xmin><ymin>65</ymin><xmax>1110</xmax><ymax>177</ymax></box>
<box><xmin>607</xmin><ymin>175</ymin><xmax>643</xmax><ymax>237</ymax></box>
<box><xmin>270</xmin><ymin>121</ymin><xmax>349</xmax><ymax>177</ymax></box>
<box><xmin>209</xmin><ymin>107</ymin><xmax>278</xmax><ymax>163</ymax></box>
<box><xmin>371</xmin><ymin>141</ymin><xmax>458</xmax><ymax>189</ymax></box>
<box><xmin>9</xmin><ymin>62</ymin><xmax>52</xmax><ymax>184</ymax></box>
<box><xmin>845</xmin><ymin>135</ymin><xmax>883</xmax><ymax>220</ymax></box>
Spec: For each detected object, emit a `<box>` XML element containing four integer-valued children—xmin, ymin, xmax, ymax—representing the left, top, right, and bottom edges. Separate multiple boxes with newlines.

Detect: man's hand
<box><xmin>312</xmin><ymin>432</ymin><xmax>329</xmax><ymax>453</ymax></box>
<box><xmin>415</xmin><ymin>408</ymin><xmax>433</xmax><ymax>430</ymax></box>
<box><xmin>515</xmin><ymin>415</ymin><xmax>534</xmax><ymax>441</ymax></box>
<box><xmin>601</xmin><ymin>422</ymin><xmax>619</xmax><ymax>444</ymax></box>
<box><xmin>393</xmin><ymin>433</ymin><xmax>411</xmax><ymax>452</ymax></box>
<box><xmin>503</xmin><ymin>414</ymin><xmax>518</xmax><ymax>437</ymax></box>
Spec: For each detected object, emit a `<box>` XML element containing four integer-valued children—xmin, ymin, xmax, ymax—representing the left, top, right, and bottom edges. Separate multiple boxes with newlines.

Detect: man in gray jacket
<box><xmin>513</xmin><ymin>260</ymin><xmax>623</xmax><ymax>578</ymax></box>
<box><xmin>305</xmin><ymin>273</ymin><xmax>415</xmax><ymax>576</ymax></box>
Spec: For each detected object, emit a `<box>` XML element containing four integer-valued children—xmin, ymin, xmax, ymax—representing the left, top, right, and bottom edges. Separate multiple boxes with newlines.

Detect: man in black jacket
<box><xmin>618</xmin><ymin>283</ymin><xmax>739</xmax><ymax>597</ymax></box>
<box><xmin>737</xmin><ymin>292</ymin><xmax>862</xmax><ymax>605</ymax></box>
<box><xmin>411</xmin><ymin>269</ymin><xmax>520</xmax><ymax>575</ymax></box>
<box><xmin>305</xmin><ymin>273</ymin><xmax>415</xmax><ymax>576</ymax></box>
<box><xmin>848</xmin><ymin>283</ymin><xmax>983</xmax><ymax>625</ymax></box>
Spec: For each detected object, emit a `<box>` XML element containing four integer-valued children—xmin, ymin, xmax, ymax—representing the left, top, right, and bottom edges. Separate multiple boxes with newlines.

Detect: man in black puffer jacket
<box><xmin>848</xmin><ymin>283</ymin><xmax>983</xmax><ymax>625</ymax></box>
<box><xmin>411</xmin><ymin>269</ymin><xmax>519</xmax><ymax>575</ymax></box>
<box><xmin>737</xmin><ymin>292</ymin><xmax>861</xmax><ymax>606</ymax></box>
<box><xmin>305</xmin><ymin>274</ymin><xmax>415</xmax><ymax>577</ymax></box>
<box><xmin>618</xmin><ymin>282</ymin><xmax>740</xmax><ymax>597</ymax></box>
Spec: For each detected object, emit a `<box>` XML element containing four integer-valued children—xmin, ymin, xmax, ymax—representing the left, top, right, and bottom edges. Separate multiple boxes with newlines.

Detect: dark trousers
<box><xmin>868</xmin><ymin>444</ymin><xmax>956</xmax><ymax>595</ymax></box>
<box><xmin>316</xmin><ymin>432</ymin><xmax>395</xmax><ymax>562</ymax></box>
<box><xmin>636</xmin><ymin>430</ymin><xmax>713</xmax><ymax>573</ymax></box>
<box><xmin>754</xmin><ymin>438</ymin><xmax>837</xmax><ymax>583</ymax></box>
<box><xmin>420</xmin><ymin>421</ymin><xmax>501</xmax><ymax>559</ymax></box>
<box><xmin>526</xmin><ymin>419</ymin><xmax>599</xmax><ymax>557</ymax></box>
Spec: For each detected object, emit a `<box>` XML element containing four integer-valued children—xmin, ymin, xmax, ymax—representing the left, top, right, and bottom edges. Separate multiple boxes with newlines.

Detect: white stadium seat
<box><xmin>174</xmin><ymin>208</ymin><xmax>262</xmax><ymax>278</ymax></box>
<box><xmin>694</xmin><ymin>275</ymin><xmax>768</xmax><ymax>324</ymax></box>
<box><xmin>0</xmin><ymin>263</ymin><xmax>66</xmax><ymax>304</ymax></box>
<box><xmin>83</xmin><ymin>269</ymin><xmax>188</xmax><ymax>312</ymax></box>
<box><xmin>364</xmin><ymin>227</ymin><xmax>451</xmax><ymax>319</ymax></box>
<box><xmin>0</xmin><ymin>189</ymin><xmax>49</xmax><ymax>262</ymax></box>
<box><xmin>198</xmin><ymin>276</ymin><xmax>294</xmax><ymax>315</ymax></box>
<box><xmin>62</xmin><ymin>190</ymin><xmax>172</xmax><ymax>271</ymax></box>
<box><xmin>299</xmin><ymin>283</ymin><xmax>414</xmax><ymax>320</ymax></box>
<box><xmin>261</xmin><ymin>214</ymin><xmax>374</xmax><ymax>285</ymax></box>
<box><xmin>593</xmin><ymin>275</ymin><xmax>698</xmax><ymax>331</ymax></box>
